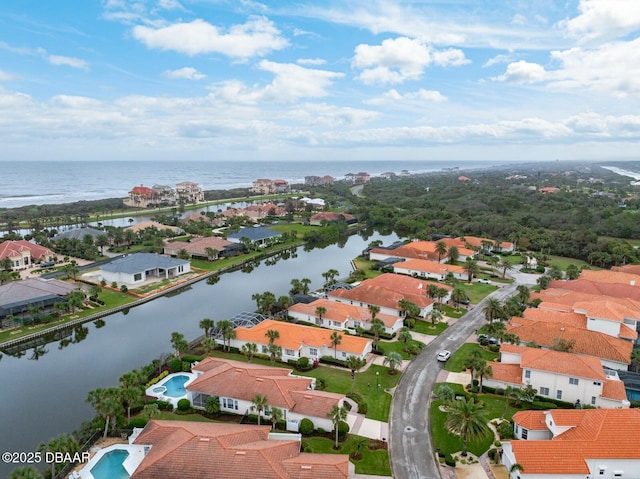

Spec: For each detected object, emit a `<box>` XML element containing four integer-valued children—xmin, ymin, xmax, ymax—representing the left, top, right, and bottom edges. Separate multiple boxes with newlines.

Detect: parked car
<box><xmin>478</xmin><ymin>334</ymin><xmax>498</xmax><ymax>345</ymax></box>
<box><xmin>477</xmin><ymin>278</ymin><xmax>491</xmax><ymax>284</ymax></box>
<box><xmin>39</xmin><ymin>261</ymin><xmax>55</xmax><ymax>268</ymax></box>
<box><xmin>437</xmin><ymin>350</ymin><xmax>452</xmax><ymax>362</ymax></box>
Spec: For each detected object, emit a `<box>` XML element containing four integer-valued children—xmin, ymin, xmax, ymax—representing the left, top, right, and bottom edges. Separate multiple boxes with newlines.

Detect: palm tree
<box><xmin>322</xmin><ymin>268</ymin><xmax>339</xmax><ymax>290</ymax></box>
<box><xmin>88</xmin><ymin>284</ymin><xmax>102</xmax><ymax>301</ymax></box>
<box><xmin>267</xmin><ymin>343</ymin><xmax>282</xmax><ymax>363</ymax></box>
<box><xmin>242</xmin><ymin>342</ymin><xmax>258</xmax><ymax>362</ymax></box>
<box><xmin>435</xmin><ymin>241</ymin><xmax>448</xmax><ymax>263</ymax></box>
<box><xmin>268</xmin><ymin>406</ymin><xmax>283</xmax><ymax>430</ymax></box>
<box><xmin>300</xmin><ymin>278</ymin><xmax>312</xmax><ymax>294</ymax></box>
<box><xmin>143</xmin><ymin>403</ymin><xmax>160</xmax><ymax>420</ymax></box>
<box><xmin>451</xmin><ymin>287</ymin><xmax>470</xmax><ymax>310</ymax></box>
<box><xmin>430</xmin><ymin>308</ymin><xmax>443</xmax><ymax>325</ymax></box>
<box><xmin>346</xmin><ymin>355</ymin><xmax>366</xmax><ymax>393</ymax></box>
<box><xmin>516</xmin><ymin>284</ymin><xmax>530</xmax><ymax>305</ymax></box>
<box><xmin>66</xmin><ymin>290</ymin><xmax>85</xmax><ymax>313</ymax></box>
<box><xmin>266</xmin><ymin>329</ymin><xmax>280</xmax><ymax>345</ymax></box>
<box><xmin>448</xmin><ymin>245</ymin><xmax>460</xmax><ymax>263</ymax></box>
<box><xmin>510</xmin><ymin>463</ymin><xmax>525</xmax><ymax>474</ymax></box>
<box><xmin>251</xmin><ymin>394</ymin><xmax>269</xmax><ymax>425</ymax></box>
<box><xmin>444</xmin><ymin>397</ymin><xmax>490</xmax><ymax>456</ymax></box>
<box><xmin>463</xmin><ymin>258</ymin><xmax>480</xmax><ymax>282</ymax></box>
<box><xmin>62</xmin><ymin>262</ymin><xmax>79</xmax><ymax>280</ymax></box>
<box><xmin>330</xmin><ymin>331</ymin><xmax>343</xmax><ymax>358</ymax></box>
<box><xmin>205</xmin><ymin>247</ymin><xmax>219</xmax><ymax>261</ymax></box>
<box><xmin>86</xmin><ymin>387</ymin><xmax>123</xmax><ymax>439</ymax></box>
<box><xmin>218</xmin><ymin>320</ymin><xmax>235</xmax><ymax>351</ymax></box>
<box><xmin>474</xmin><ymin>360</ymin><xmax>493</xmax><ymax>390</ymax></box>
<box><xmin>315</xmin><ymin>306</ymin><xmax>327</xmax><ymax>325</ymax></box>
<box><xmin>426</xmin><ymin>284</ymin><xmax>439</xmax><ymax>300</ymax></box>
<box><xmin>482</xmin><ymin>298</ymin><xmax>504</xmax><ymax>322</ymax></box>
<box><xmin>499</xmin><ymin>258</ymin><xmax>514</xmax><ymax>278</ymax></box>
<box><xmin>435</xmin><ymin>384</ymin><xmax>456</xmax><ymax>402</ymax></box>
<box><xmin>119</xmin><ymin>369</ymin><xmax>144</xmax><ymax>423</ymax></box>
<box><xmin>201</xmin><ymin>337</ymin><xmax>217</xmax><ymax>356</ymax></box>
<box><xmin>368</xmin><ymin>304</ymin><xmax>380</xmax><ymax>322</ymax></box>
<box><xmin>383</xmin><ymin>351</ymin><xmax>403</xmax><ymax>374</ymax></box>
<box><xmin>327</xmin><ymin>404</ymin><xmax>348</xmax><ymax>449</ymax></box>
<box><xmin>38</xmin><ymin>433</ymin><xmax>79</xmax><ymax>478</ymax></box>
<box><xmin>370</xmin><ymin>318</ymin><xmax>385</xmax><ymax>351</ymax></box>
<box><xmin>170</xmin><ymin>331</ymin><xmax>188</xmax><ymax>359</ymax></box>
<box><xmin>199</xmin><ymin>318</ymin><xmax>215</xmax><ymax>339</ymax></box>
<box><xmin>463</xmin><ymin>349</ymin><xmax>484</xmax><ymax>380</ymax></box>
<box><xmin>398</xmin><ymin>327</ymin><xmax>412</xmax><ymax>352</ymax></box>
<box><xmin>95</xmin><ymin>234</ymin><xmax>109</xmax><ymax>254</ymax></box>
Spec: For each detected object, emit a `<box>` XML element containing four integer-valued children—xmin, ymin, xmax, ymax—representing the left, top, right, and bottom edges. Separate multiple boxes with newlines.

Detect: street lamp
<box><xmin>376</xmin><ymin>371</ymin><xmax>379</xmax><ymax>389</ymax></box>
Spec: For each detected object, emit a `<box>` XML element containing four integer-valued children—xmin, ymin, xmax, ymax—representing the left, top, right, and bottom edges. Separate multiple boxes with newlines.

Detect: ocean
<box><xmin>0</xmin><ymin>159</ymin><xmax>514</xmax><ymax>209</ymax></box>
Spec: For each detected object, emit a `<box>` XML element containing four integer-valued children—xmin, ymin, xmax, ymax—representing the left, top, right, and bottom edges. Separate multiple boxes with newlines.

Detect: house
<box><xmin>502</xmin><ymin>409</ymin><xmax>640</xmax><ymax>479</ymax></box>
<box><xmin>52</xmin><ymin>227</ymin><xmax>105</xmax><ymax>241</ymax></box>
<box><xmin>226</xmin><ymin>226</ymin><xmax>282</xmax><ymax>246</ymax></box>
<box><xmin>326</xmin><ymin>273</ymin><xmax>441</xmax><ymax>318</ymax></box>
<box><xmin>579</xmin><ymin>268</ymin><xmax>640</xmax><ymax>288</ymax></box>
<box><xmin>228</xmin><ymin>319</ymin><xmax>373</xmax><ymax>363</ymax></box>
<box><xmin>175</xmin><ymin>181</ymin><xmax>204</xmax><ymax>204</ymax></box>
<box><xmin>538</xmin><ymin>186</ymin><xmax>560</xmax><ymax>193</ymax></box>
<box><xmin>123</xmin><ymin>185</ymin><xmax>160</xmax><ymax>208</ymax></box>
<box><xmin>507</xmin><ymin>315</ymin><xmax>633</xmax><ymax>370</ymax></box>
<box><xmin>250</xmin><ymin>179</ymin><xmax>289</xmax><ymax>194</ymax></box>
<box><xmin>483</xmin><ymin>344</ymin><xmax>629</xmax><ymax>408</ymax></box>
<box><xmin>186</xmin><ymin>357</ymin><xmax>346</xmax><ymax>432</ymax></box>
<box><xmin>163</xmin><ymin>236</ymin><xmax>233</xmax><ymax>259</ymax></box>
<box><xmin>458</xmin><ymin>175</ymin><xmax>471</xmax><ymax>182</ymax></box>
<box><xmin>131</xmin><ymin>421</ymin><xmax>351</xmax><ymax>479</ymax></box>
<box><xmin>0</xmin><ymin>278</ymin><xmax>81</xmax><ymax>324</ymax></box>
<box><xmin>0</xmin><ymin>240</ymin><xmax>55</xmax><ymax>270</ymax></box>
<box><xmin>547</xmin><ymin>277</ymin><xmax>640</xmax><ymax>302</ymax></box>
<box><xmin>369</xmin><ymin>240</ymin><xmax>476</xmax><ymax>263</ymax></box>
<box><xmin>392</xmin><ymin>258</ymin><xmax>467</xmax><ymax>281</ymax></box>
<box><xmin>454</xmin><ymin>235</ymin><xmax>515</xmax><ymax>253</ymax></box>
<box><xmin>354</xmin><ymin>172</ymin><xmax>370</xmax><ymax>184</ymax></box>
<box><xmin>309</xmin><ymin>212</ymin><xmax>357</xmax><ymax>226</ymax></box>
<box><xmin>99</xmin><ymin>252</ymin><xmax>190</xmax><ymax>286</ymax></box>
<box><xmin>304</xmin><ymin>175</ymin><xmax>322</xmax><ymax>185</ymax></box>
<box><xmin>287</xmin><ymin>298</ymin><xmax>404</xmax><ymax>335</ymax></box>
<box><xmin>151</xmin><ymin>184</ymin><xmax>176</xmax><ymax>204</ymax></box>
<box><xmin>125</xmin><ymin>221</ymin><xmax>183</xmax><ymax>235</ymax></box>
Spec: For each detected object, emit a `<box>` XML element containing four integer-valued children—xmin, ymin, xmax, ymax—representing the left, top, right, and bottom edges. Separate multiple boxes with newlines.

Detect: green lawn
<box><xmin>439</xmin><ymin>305</ymin><xmax>465</xmax><ymax>319</ymax></box>
<box><xmin>352</xmin><ymin>257</ymin><xmax>383</xmax><ymax>280</ymax></box>
<box><xmin>269</xmin><ymin>223</ymin><xmax>321</xmax><ymax>238</ymax></box>
<box><xmin>546</xmin><ymin>255</ymin><xmax>595</xmax><ymax>271</ymax></box>
<box><xmin>377</xmin><ymin>339</ymin><xmax>425</xmax><ymax>359</ymax></box>
<box><xmin>412</xmin><ymin>319</ymin><xmax>448</xmax><ymax>335</ymax></box>
<box><xmin>303</xmin><ymin>434</ymin><xmax>391</xmax><ymax>476</ymax></box>
<box><xmin>455</xmin><ymin>283</ymin><xmax>499</xmax><ymax>303</ymax></box>
<box><xmin>444</xmin><ymin>343</ymin><xmax>499</xmax><ymax>373</ymax></box>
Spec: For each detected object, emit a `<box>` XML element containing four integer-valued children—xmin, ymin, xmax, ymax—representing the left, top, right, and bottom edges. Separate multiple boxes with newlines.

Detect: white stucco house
<box><xmin>99</xmin><ymin>252</ymin><xmax>190</xmax><ymax>286</ymax></box>
<box><xmin>186</xmin><ymin>357</ymin><xmax>344</xmax><ymax>432</ymax></box>
<box><xmin>392</xmin><ymin>258</ymin><xmax>467</xmax><ymax>281</ymax></box>
<box><xmin>502</xmin><ymin>409</ymin><xmax>640</xmax><ymax>479</ymax></box>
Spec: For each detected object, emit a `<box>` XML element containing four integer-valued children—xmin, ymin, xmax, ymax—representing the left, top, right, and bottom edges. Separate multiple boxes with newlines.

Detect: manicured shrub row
<box><xmin>320</xmin><ymin>355</ymin><xmax>348</xmax><ymax>367</ymax></box>
<box><xmin>145</xmin><ymin>371</ymin><xmax>168</xmax><ymax>388</ymax></box>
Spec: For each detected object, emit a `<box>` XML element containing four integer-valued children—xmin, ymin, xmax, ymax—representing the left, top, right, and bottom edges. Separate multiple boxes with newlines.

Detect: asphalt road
<box><xmin>388</xmin><ymin>278</ymin><xmax>531</xmax><ymax>479</ymax></box>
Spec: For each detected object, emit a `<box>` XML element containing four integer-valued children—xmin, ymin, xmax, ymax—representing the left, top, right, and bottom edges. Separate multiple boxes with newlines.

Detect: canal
<box><xmin>0</xmin><ymin>230</ymin><xmax>397</xmax><ymax>477</ymax></box>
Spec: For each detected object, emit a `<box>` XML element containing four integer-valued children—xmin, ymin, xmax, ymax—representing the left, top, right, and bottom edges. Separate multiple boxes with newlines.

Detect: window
<box><xmin>540</xmin><ymin>387</ymin><xmax>549</xmax><ymax>396</ymax></box>
<box><xmin>569</xmin><ymin>378</ymin><xmax>579</xmax><ymax>385</ymax></box>
<box><xmin>341</xmin><ymin>352</ymin><xmax>347</xmax><ymax>358</ymax></box>
<box><xmin>521</xmin><ymin>428</ymin><xmax>528</xmax><ymax>439</ymax></box>
<box><xmin>556</xmin><ymin>390</ymin><xmax>563</xmax><ymax>400</ymax></box>
<box><xmin>134</xmin><ymin>273</ymin><xmax>142</xmax><ymax>281</ymax></box>
<box><xmin>524</xmin><ymin>370</ymin><xmax>531</xmax><ymax>379</ymax></box>
<box><xmin>262</xmin><ymin>346</ymin><xmax>269</xmax><ymax>354</ymax></box>
<box><xmin>309</xmin><ymin>348</ymin><xmax>318</xmax><ymax>356</ymax></box>
<box><xmin>591</xmin><ymin>396</ymin><xmax>597</xmax><ymax>405</ymax></box>
<box><xmin>333</xmin><ymin>321</ymin><xmax>341</xmax><ymax>327</ymax></box>
<box><xmin>285</xmin><ymin>349</ymin><xmax>295</xmax><ymax>356</ymax></box>
<box><xmin>353</xmin><ymin>321</ymin><xmax>361</xmax><ymax>328</ymax></box>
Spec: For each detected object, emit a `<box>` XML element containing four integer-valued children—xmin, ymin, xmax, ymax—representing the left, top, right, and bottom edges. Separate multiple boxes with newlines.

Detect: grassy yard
<box><xmin>455</xmin><ymin>283</ymin><xmax>499</xmax><ymax>303</ymax></box>
<box><xmin>412</xmin><ymin>319</ymin><xmax>448</xmax><ymax>335</ymax></box>
<box><xmin>269</xmin><ymin>223</ymin><xmax>321</xmax><ymax>238</ymax></box>
<box><xmin>377</xmin><ymin>338</ymin><xmax>425</xmax><ymax>359</ymax></box>
<box><xmin>304</xmin><ymin>434</ymin><xmax>391</xmax><ymax>476</ymax></box>
<box><xmin>352</xmin><ymin>257</ymin><xmax>383</xmax><ymax>280</ymax></box>
<box><xmin>439</xmin><ymin>305</ymin><xmax>466</xmax><ymax>319</ymax></box>
<box><xmin>444</xmin><ymin>343</ymin><xmax>499</xmax><ymax>373</ymax></box>
<box><xmin>546</xmin><ymin>255</ymin><xmax>595</xmax><ymax>271</ymax></box>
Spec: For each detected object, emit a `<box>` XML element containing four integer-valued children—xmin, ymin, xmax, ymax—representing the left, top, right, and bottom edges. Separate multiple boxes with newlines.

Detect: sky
<box><xmin>1</xmin><ymin>0</ymin><xmax>640</xmax><ymax>163</ymax></box>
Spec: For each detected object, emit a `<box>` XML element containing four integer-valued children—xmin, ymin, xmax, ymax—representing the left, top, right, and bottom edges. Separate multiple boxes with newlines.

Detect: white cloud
<box><xmin>208</xmin><ymin>61</ymin><xmax>343</xmax><ymax>103</ymax></box>
<box><xmin>366</xmin><ymin>88</ymin><xmax>447</xmax><ymax>105</ymax></box>
<box><xmin>352</xmin><ymin>37</ymin><xmax>431</xmax><ymax>84</ymax></box>
<box><xmin>0</xmin><ymin>70</ymin><xmax>15</xmax><ymax>81</ymax></box>
<box><xmin>559</xmin><ymin>0</ymin><xmax>640</xmax><ymax>41</ymax></box>
<box><xmin>132</xmin><ymin>17</ymin><xmax>289</xmax><ymax>59</ymax></box>
<box><xmin>483</xmin><ymin>53</ymin><xmax>514</xmax><ymax>68</ymax></box>
<box><xmin>494</xmin><ymin>60</ymin><xmax>546</xmax><ymax>84</ymax></box>
<box><xmin>432</xmin><ymin>48</ymin><xmax>470</xmax><ymax>67</ymax></box>
<box><xmin>47</xmin><ymin>54</ymin><xmax>89</xmax><ymax>70</ymax></box>
<box><xmin>163</xmin><ymin>67</ymin><xmax>206</xmax><ymax>80</ymax></box>
<box><xmin>297</xmin><ymin>58</ymin><xmax>326</xmax><ymax>66</ymax></box>
<box><xmin>512</xmin><ymin>14</ymin><xmax>526</xmax><ymax>25</ymax></box>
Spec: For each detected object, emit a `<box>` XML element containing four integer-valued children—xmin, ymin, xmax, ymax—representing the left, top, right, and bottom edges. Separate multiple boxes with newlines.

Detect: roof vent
<box><xmin>560</xmin><ymin>327</ymin><xmax>565</xmax><ymax>331</ymax></box>
<box><xmin>256</xmin><ymin>378</ymin><xmax>264</xmax><ymax>382</ymax></box>
<box><xmin>199</xmin><ymin>438</ymin><xmax>210</xmax><ymax>442</ymax></box>
<box><xmin>235</xmin><ymin>451</ymin><xmax>246</xmax><ymax>456</ymax></box>
<box><xmin>301</xmin><ymin>465</ymin><xmax>312</xmax><ymax>470</ymax></box>
<box><xmin>631</xmin><ymin>280</ymin><xmax>636</xmax><ymax>286</ymax></box>
<box><xmin>304</xmin><ymin>395</ymin><xmax>313</xmax><ymax>400</ymax></box>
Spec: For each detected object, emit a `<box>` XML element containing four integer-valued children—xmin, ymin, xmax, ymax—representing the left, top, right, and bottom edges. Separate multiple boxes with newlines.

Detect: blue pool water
<box><xmin>162</xmin><ymin>374</ymin><xmax>190</xmax><ymax>398</ymax></box>
<box><xmin>90</xmin><ymin>449</ymin><xmax>130</xmax><ymax>479</ymax></box>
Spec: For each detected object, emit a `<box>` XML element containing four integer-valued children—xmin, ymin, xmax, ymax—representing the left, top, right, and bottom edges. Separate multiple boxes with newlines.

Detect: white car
<box><xmin>437</xmin><ymin>350</ymin><xmax>451</xmax><ymax>362</ymax></box>
<box><xmin>477</xmin><ymin>278</ymin><xmax>491</xmax><ymax>284</ymax></box>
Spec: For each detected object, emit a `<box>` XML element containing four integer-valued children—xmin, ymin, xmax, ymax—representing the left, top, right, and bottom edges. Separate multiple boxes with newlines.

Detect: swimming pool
<box><xmin>162</xmin><ymin>374</ymin><xmax>190</xmax><ymax>398</ymax></box>
<box><xmin>90</xmin><ymin>449</ymin><xmax>130</xmax><ymax>479</ymax></box>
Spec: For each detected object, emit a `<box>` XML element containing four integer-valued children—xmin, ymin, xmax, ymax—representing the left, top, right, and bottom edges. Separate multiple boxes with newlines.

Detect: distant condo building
<box><xmin>305</xmin><ymin>175</ymin><xmax>335</xmax><ymax>186</ymax></box>
<box><xmin>250</xmin><ymin>178</ymin><xmax>290</xmax><ymax>194</ymax></box>
<box><xmin>123</xmin><ymin>181</ymin><xmax>204</xmax><ymax>208</ymax></box>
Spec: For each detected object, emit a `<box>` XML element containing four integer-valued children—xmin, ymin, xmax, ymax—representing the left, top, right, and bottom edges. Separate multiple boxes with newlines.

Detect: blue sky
<box><xmin>1</xmin><ymin>0</ymin><xmax>639</xmax><ymax>163</ymax></box>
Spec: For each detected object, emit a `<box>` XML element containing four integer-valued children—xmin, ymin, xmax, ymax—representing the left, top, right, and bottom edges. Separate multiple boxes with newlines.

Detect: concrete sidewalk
<box><xmin>346</xmin><ymin>411</ymin><xmax>389</xmax><ymax>442</ymax></box>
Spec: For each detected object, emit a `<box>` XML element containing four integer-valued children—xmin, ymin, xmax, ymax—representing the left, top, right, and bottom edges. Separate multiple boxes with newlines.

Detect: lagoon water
<box><xmin>0</xmin><ymin>230</ymin><xmax>397</xmax><ymax>477</ymax></box>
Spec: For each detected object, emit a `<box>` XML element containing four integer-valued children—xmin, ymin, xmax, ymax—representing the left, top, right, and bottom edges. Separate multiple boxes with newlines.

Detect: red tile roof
<box><xmin>132</xmin><ymin>421</ymin><xmax>348</xmax><ymax>479</ymax></box>
<box><xmin>512</xmin><ymin>410</ymin><xmax>547</xmax><ymax>430</ymax></box>
<box><xmin>392</xmin><ymin>258</ymin><xmax>466</xmax><ymax>275</ymax></box>
<box><xmin>288</xmin><ymin>298</ymin><xmax>400</xmax><ymax>329</ymax></box>
<box><xmin>309</xmin><ymin>212</ymin><xmax>356</xmax><ymax>222</ymax></box>
<box><xmin>509</xmin><ymin>409</ymin><xmax>640</xmax><ymax>475</ymax></box>
<box><xmin>0</xmin><ymin>240</ymin><xmax>54</xmax><ymax>261</ymax></box>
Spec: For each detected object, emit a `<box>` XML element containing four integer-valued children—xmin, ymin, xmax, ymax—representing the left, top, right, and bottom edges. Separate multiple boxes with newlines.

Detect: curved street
<box><xmin>389</xmin><ymin>270</ymin><xmax>538</xmax><ymax>479</ymax></box>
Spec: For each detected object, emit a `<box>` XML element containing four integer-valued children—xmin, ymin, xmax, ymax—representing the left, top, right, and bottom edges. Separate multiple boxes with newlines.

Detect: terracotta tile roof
<box><xmin>613</xmin><ymin>264</ymin><xmax>640</xmax><ymax>275</ymax></box>
<box><xmin>486</xmin><ymin>362</ymin><xmax>522</xmax><ymax>385</ymax></box>
<box><xmin>132</xmin><ymin>420</ymin><xmax>348</xmax><ymax>479</ymax></box>
<box><xmin>509</xmin><ymin>409</ymin><xmax>640</xmax><ymax>475</ymax></box>
<box><xmin>500</xmin><ymin>344</ymin><xmax>606</xmax><ymax>380</ymax></box>
<box><xmin>512</xmin><ymin>410</ymin><xmax>547</xmax><ymax>430</ymax></box>
<box><xmin>457</xmin><ymin>236</ymin><xmax>514</xmax><ymax>250</ymax></box>
<box><xmin>125</xmin><ymin>221</ymin><xmax>182</xmax><ymax>233</ymax></box>
<box><xmin>288</xmin><ymin>298</ymin><xmax>400</xmax><ymax>329</ymax></box>
<box><xmin>506</xmin><ymin>317</ymin><xmax>633</xmax><ymax>364</ymax></box>
<box><xmin>129</xmin><ymin>185</ymin><xmax>158</xmax><ymax>197</ymax></box>
<box><xmin>549</xmin><ymin>278</ymin><xmax>640</xmax><ymax>301</ymax></box>
<box><xmin>573</xmin><ymin>300</ymin><xmax>640</xmax><ymax>323</ymax></box>
<box><xmin>183</xmin><ymin>212</ymin><xmax>213</xmax><ymax>223</ymax></box>
<box><xmin>164</xmin><ymin>236</ymin><xmax>232</xmax><ymax>256</ymax></box>
<box><xmin>234</xmin><ymin>319</ymin><xmax>372</xmax><ymax>355</ymax></box>
<box><xmin>533</xmin><ymin>288</ymin><xmax>640</xmax><ymax>313</ymax></box>
<box><xmin>0</xmin><ymin>240</ymin><xmax>54</xmax><ymax>261</ymax></box>
<box><xmin>392</xmin><ymin>258</ymin><xmax>466</xmax><ymax>275</ymax></box>
<box><xmin>580</xmin><ymin>268</ymin><xmax>640</xmax><ymax>286</ymax></box>
<box><xmin>309</xmin><ymin>212</ymin><xmax>356</xmax><ymax>222</ymax></box>
<box><xmin>188</xmin><ymin>357</ymin><xmax>343</xmax><ymax>416</ymax></box>
<box><xmin>521</xmin><ymin>308</ymin><xmax>586</xmax><ymax>328</ymax></box>
<box><xmin>601</xmin><ymin>378</ymin><xmax>628</xmax><ymax>400</ymax></box>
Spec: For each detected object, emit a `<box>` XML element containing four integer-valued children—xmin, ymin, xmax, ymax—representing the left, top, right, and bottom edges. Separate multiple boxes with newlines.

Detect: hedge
<box><xmin>145</xmin><ymin>371</ymin><xmax>169</xmax><ymax>388</ymax></box>
<box><xmin>320</xmin><ymin>355</ymin><xmax>348</xmax><ymax>368</ymax></box>
<box><xmin>299</xmin><ymin>418</ymin><xmax>314</xmax><ymax>435</ymax></box>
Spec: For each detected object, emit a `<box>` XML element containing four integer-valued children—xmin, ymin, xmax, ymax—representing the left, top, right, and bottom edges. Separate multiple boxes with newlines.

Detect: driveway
<box><xmin>388</xmin><ymin>280</ymin><xmax>526</xmax><ymax>479</ymax></box>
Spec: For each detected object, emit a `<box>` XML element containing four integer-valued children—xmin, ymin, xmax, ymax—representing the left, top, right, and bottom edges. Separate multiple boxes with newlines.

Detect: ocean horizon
<box><xmin>1</xmin><ymin>159</ymin><xmax>517</xmax><ymax>209</ymax></box>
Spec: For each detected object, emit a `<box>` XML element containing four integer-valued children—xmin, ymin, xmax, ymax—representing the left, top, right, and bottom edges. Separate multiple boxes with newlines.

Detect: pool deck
<box><xmin>144</xmin><ymin>371</ymin><xmax>197</xmax><ymax>408</ymax></box>
<box><xmin>78</xmin><ymin>443</ymin><xmax>146</xmax><ymax>479</ymax></box>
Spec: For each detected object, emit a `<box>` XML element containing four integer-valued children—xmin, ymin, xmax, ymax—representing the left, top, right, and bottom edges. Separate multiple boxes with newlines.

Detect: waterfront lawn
<box><xmin>352</xmin><ymin>257</ymin><xmax>383</xmax><ymax>280</ymax></box>
<box><xmin>268</xmin><ymin>223</ymin><xmax>321</xmax><ymax>238</ymax></box>
<box><xmin>411</xmin><ymin>319</ymin><xmax>448</xmax><ymax>335</ymax></box>
<box><xmin>444</xmin><ymin>343</ymin><xmax>498</xmax><ymax>373</ymax></box>
<box><xmin>303</xmin><ymin>434</ymin><xmax>391</xmax><ymax>476</ymax></box>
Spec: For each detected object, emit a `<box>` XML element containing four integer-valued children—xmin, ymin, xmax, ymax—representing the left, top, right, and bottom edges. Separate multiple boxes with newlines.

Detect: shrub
<box><xmin>444</xmin><ymin>454</ymin><xmax>455</xmax><ymax>467</ymax></box>
<box><xmin>296</xmin><ymin>357</ymin><xmax>312</xmax><ymax>371</ymax></box>
<box><xmin>494</xmin><ymin>440</ymin><xmax>502</xmax><ymax>447</ymax></box>
<box><xmin>487</xmin><ymin>448</ymin><xmax>498</xmax><ymax>462</ymax></box>
<box><xmin>358</xmin><ymin>401</ymin><xmax>368</xmax><ymax>415</ymax></box>
<box><xmin>299</xmin><ymin>418</ymin><xmax>314</xmax><ymax>435</ymax></box>
<box><xmin>317</xmin><ymin>428</ymin><xmax>326</xmax><ymax>434</ymax></box>
<box><xmin>315</xmin><ymin>378</ymin><xmax>326</xmax><ymax>390</ymax></box>
<box><xmin>498</xmin><ymin>421</ymin><xmax>513</xmax><ymax>439</ymax></box>
<box><xmin>169</xmin><ymin>359</ymin><xmax>182</xmax><ymax>373</ymax></box>
<box><xmin>111</xmin><ymin>281</ymin><xmax>118</xmax><ymax>289</ymax></box>
<box><xmin>337</xmin><ymin>420</ymin><xmax>349</xmax><ymax>439</ymax></box>
<box><xmin>182</xmin><ymin>354</ymin><xmax>203</xmax><ymax>363</ymax></box>
<box><xmin>120</xmin><ymin>284</ymin><xmax>128</xmax><ymax>293</ymax></box>
<box><xmin>177</xmin><ymin>398</ymin><xmax>191</xmax><ymax>412</ymax></box>
<box><xmin>128</xmin><ymin>417</ymin><xmax>148</xmax><ymax>428</ymax></box>
<box><xmin>145</xmin><ymin>371</ymin><xmax>169</xmax><ymax>388</ymax></box>
<box><xmin>531</xmin><ymin>400</ymin><xmax>558</xmax><ymax>410</ymax></box>
<box><xmin>181</xmin><ymin>361</ymin><xmax>191</xmax><ymax>372</ymax></box>
<box><xmin>320</xmin><ymin>355</ymin><xmax>347</xmax><ymax>367</ymax></box>
<box><xmin>100</xmin><ymin>279</ymin><xmax>107</xmax><ymax>287</ymax></box>
<box><xmin>205</xmin><ymin>396</ymin><xmax>220</xmax><ymax>417</ymax></box>
<box><xmin>151</xmin><ymin>400</ymin><xmax>173</xmax><ymax>411</ymax></box>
